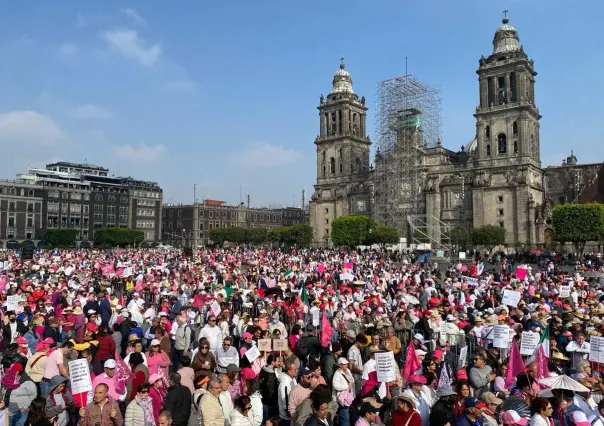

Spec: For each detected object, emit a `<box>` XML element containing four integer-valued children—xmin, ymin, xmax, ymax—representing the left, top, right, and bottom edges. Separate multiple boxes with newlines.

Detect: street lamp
<box><xmin>193</xmin><ymin>183</ymin><xmax>197</xmax><ymax>205</ymax></box>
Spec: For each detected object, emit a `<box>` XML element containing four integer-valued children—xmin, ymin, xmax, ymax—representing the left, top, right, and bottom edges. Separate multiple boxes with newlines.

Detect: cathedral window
<box><xmin>497</xmin><ymin>134</ymin><xmax>507</xmax><ymax>154</ymax></box>
<box><xmin>339</xmin><ymin>163</ymin><xmax>343</xmax><ymax>173</ymax></box>
<box><xmin>339</xmin><ymin>148</ymin><xmax>343</xmax><ymax>158</ymax></box>
<box><xmin>513</xmin><ymin>121</ymin><xmax>518</xmax><ymax>135</ymax></box>
<box><xmin>486</xmin><ymin>144</ymin><xmax>491</xmax><ymax>156</ymax></box>
<box><xmin>485</xmin><ymin>126</ymin><xmax>491</xmax><ymax>140</ymax></box>
<box><xmin>322</xmin><ymin>151</ymin><xmax>326</xmax><ymax>162</ymax></box>
<box><xmin>355</xmin><ymin>158</ymin><xmax>361</xmax><ymax>173</ymax></box>
<box><xmin>513</xmin><ymin>141</ymin><xmax>518</xmax><ymax>154</ymax></box>
<box><xmin>322</xmin><ymin>166</ymin><xmax>326</xmax><ymax>177</ymax></box>
<box><xmin>330</xmin><ymin>157</ymin><xmax>336</xmax><ymax>175</ymax></box>
<box><xmin>353</xmin><ymin>124</ymin><xmax>358</xmax><ymax>135</ymax></box>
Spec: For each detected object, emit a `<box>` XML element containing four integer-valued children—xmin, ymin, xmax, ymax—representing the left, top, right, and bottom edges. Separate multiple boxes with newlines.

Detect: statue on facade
<box><xmin>320</xmin><ymin>94</ymin><xmax>324</xmax><ymax>104</ymax></box>
<box><xmin>479</xmin><ymin>55</ymin><xmax>487</xmax><ymax>66</ymax></box>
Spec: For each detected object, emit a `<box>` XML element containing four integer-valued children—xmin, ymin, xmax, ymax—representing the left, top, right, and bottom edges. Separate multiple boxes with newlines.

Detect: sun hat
<box><xmin>407</xmin><ymin>374</ymin><xmax>427</xmax><ymax>385</ymax></box>
<box><xmin>394</xmin><ymin>394</ymin><xmax>416</xmax><ymax>409</ymax></box>
<box><xmin>481</xmin><ymin>392</ymin><xmax>503</xmax><ymax>405</ymax></box>
<box><xmin>500</xmin><ymin>410</ymin><xmax>528</xmax><ymax>425</ymax></box>
<box><xmin>436</xmin><ymin>387</ymin><xmax>456</xmax><ymax>397</ymax></box>
<box><xmin>337</xmin><ymin>357</ymin><xmax>349</xmax><ymax>365</ymax></box>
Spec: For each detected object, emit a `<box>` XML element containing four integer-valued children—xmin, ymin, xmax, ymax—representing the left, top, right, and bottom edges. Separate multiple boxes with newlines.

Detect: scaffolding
<box><xmin>373</xmin><ymin>75</ymin><xmax>445</xmax><ymax>248</ymax></box>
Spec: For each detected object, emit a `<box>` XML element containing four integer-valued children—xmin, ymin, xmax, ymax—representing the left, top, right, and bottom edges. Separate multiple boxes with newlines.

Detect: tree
<box><xmin>471</xmin><ymin>224</ymin><xmax>506</xmax><ymax>250</ymax></box>
<box><xmin>45</xmin><ymin>229</ymin><xmax>79</xmax><ymax>248</ymax></box>
<box><xmin>281</xmin><ymin>224</ymin><xmax>313</xmax><ymax>246</ymax></box>
<box><xmin>448</xmin><ymin>227</ymin><xmax>468</xmax><ymax>247</ymax></box>
<box><xmin>246</xmin><ymin>228</ymin><xmax>267</xmax><ymax>245</ymax></box>
<box><xmin>94</xmin><ymin>228</ymin><xmax>145</xmax><ymax>248</ymax></box>
<box><xmin>552</xmin><ymin>203</ymin><xmax>604</xmax><ymax>254</ymax></box>
<box><xmin>367</xmin><ymin>226</ymin><xmax>399</xmax><ymax>245</ymax></box>
<box><xmin>331</xmin><ymin>215</ymin><xmax>374</xmax><ymax>247</ymax></box>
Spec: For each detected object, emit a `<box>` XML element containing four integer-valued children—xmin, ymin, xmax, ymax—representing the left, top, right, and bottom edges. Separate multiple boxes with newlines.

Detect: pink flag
<box><xmin>517</xmin><ymin>267</ymin><xmax>527</xmax><ymax>280</ymax></box>
<box><xmin>505</xmin><ymin>340</ymin><xmax>525</xmax><ymax>388</ymax></box>
<box><xmin>403</xmin><ymin>342</ymin><xmax>420</xmax><ymax>382</ymax></box>
<box><xmin>0</xmin><ymin>276</ymin><xmax>7</xmax><ymax>292</ymax></box>
<box><xmin>535</xmin><ymin>345</ymin><xmax>550</xmax><ymax>380</ymax></box>
<box><xmin>114</xmin><ymin>350</ymin><xmax>133</xmax><ymax>395</ymax></box>
<box><xmin>320</xmin><ymin>313</ymin><xmax>333</xmax><ymax>347</ymax></box>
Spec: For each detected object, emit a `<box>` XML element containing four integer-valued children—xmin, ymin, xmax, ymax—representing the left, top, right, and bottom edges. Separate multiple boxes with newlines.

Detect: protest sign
<box><xmin>258</xmin><ymin>339</ymin><xmax>272</xmax><ymax>352</ymax></box>
<box><xmin>273</xmin><ymin>339</ymin><xmax>288</xmax><ymax>351</ymax></box>
<box><xmin>501</xmin><ymin>290</ymin><xmax>521</xmax><ymax>307</ymax></box>
<box><xmin>375</xmin><ymin>351</ymin><xmax>396</xmax><ymax>383</ymax></box>
<box><xmin>6</xmin><ymin>295</ymin><xmax>19</xmax><ymax>312</ymax></box>
<box><xmin>458</xmin><ymin>347</ymin><xmax>468</xmax><ymax>369</ymax></box>
<box><xmin>590</xmin><ymin>336</ymin><xmax>604</xmax><ymax>363</ymax></box>
<box><xmin>312</xmin><ymin>310</ymin><xmax>320</xmax><ymax>327</ymax></box>
<box><xmin>520</xmin><ymin>332</ymin><xmax>540</xmax><ymax>356</ymax></box>
<box><xmin>559</xmin><ymin>285</ymin><xmax>571</xmax><ymax>298</ymax></box>
<box><xmin>245</xmin><ymin>346</ymin><xmax>260</xmax><ymax>362</ymax></box>
<box><xmin>69</xmin><ymin>359</ymin><xmax>92</xmax><ymax>406</ymax></box>
<box><xmin>210</xmin><ymin>301</ymin><xmax>221</xmax><ymax>317</ymax></box>
<box><xmin>493</xmin><ymin>325</ymin><xmax>509</xmax><ymax>349</ymax></box>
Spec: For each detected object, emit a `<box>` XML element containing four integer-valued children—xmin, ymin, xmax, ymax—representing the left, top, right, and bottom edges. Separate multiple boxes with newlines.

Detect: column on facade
<box><xmin>320</xmin><ymin>112</ymin><xmax>325</xmax><ymax>137</ymax></box>
<box><xmin>505</xmin><ymin>73</ymin><xmax>511</xmax><ymax>103</ymax></box>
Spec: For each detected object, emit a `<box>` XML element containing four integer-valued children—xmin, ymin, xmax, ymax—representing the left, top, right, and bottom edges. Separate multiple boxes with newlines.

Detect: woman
<box><xmin>95</xmin><ymin>326</ymin><xmax>116</xmax><ymax>375</ymax></box>
<box><xmin>244</xmin><ymin>379</ymin><xmax>262</xmax><ymax>426</ymax></box>
<box><xmin>494</xmin><ymin>360</ymin><xmax>510</xmax><ymax>395</ymax></box>
<box><xmin>146</xmin><ymin>339</ymin><xmax>170</xmax><ymax>378</ymax></box>
<box><xmin>156</xmin><ymin>327</ymin><xmax>171</xmax><ymax>355</ymax></box>
<box><xmin>71</xmin><ymin>306</ymin><xmax>86</xmax><ymax>343</ymax></box>
<box><xmin>127</xmin><ymin>353</ymin><xmax>149</xmax><ymax>402</ymax></box>
<box><xmin>125</xmin><ymin>383</ymin><xmax>155</xmax><ymax>426</ymax></box>
<box><xmin>529</xmin><ymin>397</ymin><xmax>553</xmax><ymax>426</ymax></box>
<box><xmin>469</xmin><ymin>353</ymin><xmax>495</xmax><ymax>400</ymax></box>
<box><xmin>265</xmin><ymin>417</ymin><xmax>283</xmax><ymax>426</ymax></box>
<box><xmin>44</xmin><ymin>376</ymin><xmax>73</xmax><ymax>426</ymax></box>
<box><xmin>190</xmin><ymin>339</ymin><xmax>216</xmax><ymax>381</ymax></box>
<box><xmin>453</xmin><ymin>380</ymin><xmax>471</xmax><ymax>418</ymax></box>
<box><xmin>391</xmin><ymin>395</ymin><xmax>422</xmax><ymax>426</ymax></box>
<box><xmin>303</xmin><ymin>398</ymin><xmax>333</xmax><ymax>426</ymax></box>
<box><xmin>25</xmin><ymin>397</ymin><xmax>54</xmax><ymax>426</ymax></box>
<box><xmin>148</xmin><ymin>374</ymin><xmax>164</xmax><ymax>424</ymax></box>
<box><xmin>8</xmin><ymin>363</ymin><xmax>37</xmax><ymax>426</ymax></box>
<box><xmin>230</xmin><ymin>395</ymin><xmax>253</xmax><ymax>426</ymax></box>
<box><xmin>510</xmin><ymin>374</ymin><xmax>536</xmax><ymax>405</ymax></box>
<box><xmin>332</xmin><ymin>358</ymin><xmax>354</xmax><ymax>426</ymax></box>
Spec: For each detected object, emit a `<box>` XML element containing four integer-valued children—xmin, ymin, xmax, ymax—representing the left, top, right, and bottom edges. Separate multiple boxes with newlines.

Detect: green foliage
<box><xmin>94</xmin><ymin>228</ymin><xmax>145</xmax><ymax>248</ymax></box>
<box><xmin>209</xmin><ymin>227</ymin><xmax>245</xmax><ymax>245</ymax></box>
<box><xmin>448</xmin><ymin>227</ymin><xmax>467</xmax><ymax>246</ymax></box>
<box><xmin>552</xmin><ymin>203</ymin><xmax>604</xmax><ymax>252</ymax></box>
<box><xmin>45</xmin><ymin>228</ymin><xmax>79</xmax><ymax>248</ymax></box>
<box><xmin>367</xmin><ymin>226</ymin><xmax>399</xmax><ymax>245</ymax></box>
<box><xmin>210</xmin><ymin>224</ymin><xmax>313</xmax><ymax>247</ymax></box>
<box><xmin>331</xmin><ymin>215</ymin><xmax>376</xmax><ymax>247</ymax></box>
<box><xmin>471</xmin><ymin>224</ymin><xmax>506</xmax><ymax>249</ymax></box>
<box><xmin>282</xmin><ymin>224</ymin><xmax>313</xmax><ymax>246</ymax></box>
<box><xmin>247</xmin><ymin>228</ymin><xmax>267</xmax><ymax>245</ymax></box>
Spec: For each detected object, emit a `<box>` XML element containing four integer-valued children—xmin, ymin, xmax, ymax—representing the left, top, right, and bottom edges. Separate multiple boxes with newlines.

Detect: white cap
<box><xmin>337</xmin><ymin>357</ymin><xmax>349</xmax><ymax>365</ymax></box>
<box><xmin>413</xmin><ymin>333</ymin><xmax>425</xmax><ymax>344</ymax></box>
<box><xmin>416</xmin><ymin>349</ymin><xmax>427</xmax><ymax>357</ymax></box>
<box><xmin>104</xmin><ymin>359</ymin><xmax>116</xmax><ymax>369</ymax></box>
<box><xmin>446</xmin><ymin>314</ymin><xmax>455</xmax><ymax>321</ymax></box>
<box><xmin>571</xmin><ymin>412</ymin><xmax>589</xmax><ymax>425</ymax></box>
<box><xmin>87</xmin><ymin>309</ymin><xmax>96</xmax><ymax>315</ymax></box>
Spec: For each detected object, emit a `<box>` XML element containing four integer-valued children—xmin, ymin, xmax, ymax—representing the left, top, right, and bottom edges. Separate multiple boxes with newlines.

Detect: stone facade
<box><xmin>310</xmin><ymin>16</ymin><xmax>603</xmax><ymax>248</ymax></box>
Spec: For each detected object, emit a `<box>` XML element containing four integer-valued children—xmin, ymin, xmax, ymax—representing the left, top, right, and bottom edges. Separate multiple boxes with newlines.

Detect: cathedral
<box><xmin>310</xmin><ymin>14</ymin><xmax>604</xmax><ymax>248</ymax></box>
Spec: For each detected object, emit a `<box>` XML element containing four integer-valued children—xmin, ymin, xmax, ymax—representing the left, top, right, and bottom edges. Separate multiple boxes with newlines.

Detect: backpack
<box><xmin>186</xmin><ymin>325</ymin><xmax>196</xmax><ymax>347</ymax></box>
<box><xmin>297</xmin><ymin>335</ymin><xmax>309</xmax><ymax>360</ymax></box>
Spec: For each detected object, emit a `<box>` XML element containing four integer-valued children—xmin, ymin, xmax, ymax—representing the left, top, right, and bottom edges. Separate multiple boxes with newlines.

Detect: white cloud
<box><xmin>163</xmin><ymin>80</ymin><xmax>198</xmax><ymax>94</ymax></box>
<box><xmin>112</xmin><ymin>144</ymin><xmax>167</xmax><ymax>163</ymax></box>
<box><xmin>60</xmin><ymin>42</ymin><xmax>78</xmax><ymax>55</ymax></box>
<box><xmin>234</xmin><ymin>142</ymin><xmax>302</xmax><ymax>169</ymax></box>
<box><xmin>75</xmin><ymin>13</ymin><xmax>88</xmax><ymax>28</ymax></box>
<box><xmin>0</xmin><ymin>111</ymin><xmax>63</xmax><ymax>146</ymax></box>
<box><xmin>120</xmin><ymin>8</ymin><xmax>147</xmax><ymax>27</ymax></box>
<box><xmin>70</xmin><ymin>104</ymin><xmax>114</xmax><ymax>119</ymax></box>
<box><xmin>101</xmin><ymin>29</ymin><xmax>161</xmax><ymax>67</ymax></box>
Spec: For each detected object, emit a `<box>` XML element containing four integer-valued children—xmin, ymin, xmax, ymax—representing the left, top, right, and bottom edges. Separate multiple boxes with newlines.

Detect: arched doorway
<box><xmin>544</xmin><ymin>228</ymin><xmax>554</xmax><ymax>245</ymax></box>
<box><xmin>6</xmin><ymin>240</ymin><xmax>19</xmax><ymax>250</ymax></box>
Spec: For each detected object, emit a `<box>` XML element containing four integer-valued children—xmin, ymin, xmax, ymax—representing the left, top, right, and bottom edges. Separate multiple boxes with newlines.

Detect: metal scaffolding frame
<box><xmin>373</xmin><ymin>75</ymin><xmax>443</xmax><ymax>245</ymax></box>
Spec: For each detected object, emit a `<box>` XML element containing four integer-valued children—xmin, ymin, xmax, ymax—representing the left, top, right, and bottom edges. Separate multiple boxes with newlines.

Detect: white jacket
<box><xmin>200</xmin><ymin>325</ymin><xmax>223</xmax><ymax>353</ymax></box>
<box><xmin>248</xmin><ymin>392</ymin><xmax>263</xmax><ymax>426</ymax></box>
<box><xmin>529</xmin><ymin>413</ymin><xmax>550</xmax><ymax>426</ymax></box>
<box><xmin>278</xmin><ymin>374</ymin><xmax>297</xmax><ymax>420</ymax></box>
<box><xmin>230</xmin><ymin>409</ymin><xmax>253</xmax><ymax>426</ymax></box>
<box><xmin>219</xmin><ymin>391</ymin><xmax>234</xmax><ymax>425</ymax></box>
<box><xmin>332</xmin><ymin>369</ymin><xmax>354</xmax><ymax>393</ymax></box>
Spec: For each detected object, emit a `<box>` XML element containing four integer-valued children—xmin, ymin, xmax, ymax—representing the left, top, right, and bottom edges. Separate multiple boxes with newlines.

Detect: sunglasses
<box><xmin>245</xmin><ymin>406</ymin><xmax>251</xmax><ymax>410</ymax></box>
<box><xmin>151</xmin><ymin>345</ymin><xmax>159</xmax><ymax>348</ymax></box>
<box><xmin>201</xmin><ymin>346</ymin><xmax>209</xmax><ymax>350</ymax></box>
<box><xmin>139</xmin><ymin>390</ymin><xmax>149</xmax><ymax>394</ymax></box>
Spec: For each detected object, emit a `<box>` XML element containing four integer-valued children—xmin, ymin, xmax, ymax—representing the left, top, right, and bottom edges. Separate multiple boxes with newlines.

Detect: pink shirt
<box><xmin>92</xmin><ymin>373</ymin><xmax>123</xmax><ymax>401</ymax></box>
<box><xmin>43</xmin><ymin>349</ymin><xmax>63</xmax><ymax>379</ymax></box>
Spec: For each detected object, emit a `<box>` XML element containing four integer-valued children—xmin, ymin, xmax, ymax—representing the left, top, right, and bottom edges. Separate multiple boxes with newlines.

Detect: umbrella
<box><xmin>403</xmin><ymin>294</ymin><xmax>420</xmax><ymax>305</ymax></box>
<box><xmin>538</xmin><ymin>375</ymin><xmax>590</xmax><ymax>392</ymax></box>
<box><xmin>500</xmin><ymin>396</ymin><xmax>531</xmax><ymax>419</ymax></box>
<box><xmin>264</xmin><ymin>287</ymin><xmax>284</xmax><ymax>296</ymax></box>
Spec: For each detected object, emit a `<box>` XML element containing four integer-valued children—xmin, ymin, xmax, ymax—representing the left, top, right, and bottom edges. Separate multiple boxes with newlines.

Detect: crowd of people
<box><xmin>0</xmin><ymin>246</ymin><xmax>603</xmax><ymax>426</ymax></box>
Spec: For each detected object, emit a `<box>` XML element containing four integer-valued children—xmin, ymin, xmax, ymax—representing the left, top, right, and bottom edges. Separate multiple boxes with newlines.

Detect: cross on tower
<box><xmin>340</xmin><ymin>56</ymin><xmax>345</xmax><ymax>69</ymax></box>
<box><xmin>503</xmin><ymin>9</ymin><xmax>509</xmax><ymax>18</ymax></box>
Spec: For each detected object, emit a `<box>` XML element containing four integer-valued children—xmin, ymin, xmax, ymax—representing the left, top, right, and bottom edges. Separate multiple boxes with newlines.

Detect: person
<box><xmin>355</xmin><ymin>401</ymin><xmax>379</xmax><ymax>426</ymax></box>
<box><xmin>347</xmin><ymin>335</ymin><xmax>367</xmax><ymax>397</ymax></box>
<box><xmin>332</xmin><ymin>358</ymin><xmax>354</xmax><ymax>426</ymax></box>
<box><xmin>304</xmin><ymin>397</ymin><xmax>333</xmax><ymax>426</ymax></box>
<box><xmin>279</xmin><ymin>361</ymin><xmax>298</xmax><ymax>425</ymax></box>
<box><xmin>3</xmin><ymin>311</ymin><xmax>27</xmax><ymax>346</ymax></box>
<box><xmin>590</xmin><ymin>400</ymin><xmax>604</xmax><ymax>426</ymax></box>
<box><xmin>178</xmin><ymin>356</ymin><xmax>196</xmax><ymax>394</ymax></box>
<box><xmin>230</xmin><ymin>395</ymin><xmax>253</xmax><ymax>426</ymax></box>
<box><xmin>480</xmin><ymin>392</ymin><xmax>503</xmax><ymax>426</ymax></box>
<box><xmin>199</xmin><ymin>316</ymin><xmax>222</xmax><ymax>354</ymax></box>
<box><xmin>266</xmin><ymin>417</ymin><xmax>284</xmax><ymax>426</ymax></box>
<box><xmin>391</xmin><ymin>395</ymin><xmax>422</xmax><ymax>426</ymax></box>
<box><xmin>146</xmin><ymin>338</ymin><xmax>171</xmax><ymax>378</ymax></box>
<box><xmin>128</xmin><ymin>352</ymin><xmax>149</xmax><ymax>402</ymax></box>
<box><xmin>191</xmin><ymin>340</ymin><xmax>216</xmax><ymax>381</ymax></box>
<box><xmin>469</xmin><ymin>353</ymin><xmax>494</xmax><ymax>400</ymax></box>
<box><xmin>91</xmin><ymin>359</ymin><xmax>126</xmax><ymax>403</ymax></box>
<box><xmin>245</xmin><ymin>379</ymin><xmax>263</xmax><ymax>426</ymax></box>
<box><xmin>158</xmin><ymin>411</ymin><xmax>173</xmax><ymax>426</ymax></box>
<box><xmin>324</xmin><ymin>343</ymin><xmax>342</xmax><ymax>386</ymax></box>
<box><xmin>41</xmin><ymin>341</ymin><xmax>73</xmax><ymax>397</ymax></box>
<box><xmin>198</xmin><ymin>376</ymin><xmax>225</xmax><ymax>426</ymax></box>
<box><xmin>163</xmin><ymin>372</ymin><xmax>191</xmax><ymax>426</ymax></box>
<box><xmin>289</xmin><ymin>368</ymin><xmax>316</xmax><ymax>424</ymax></box>
<box><xmin>172</xmin><ymin>316</ymin><xmax>192</xmax><ymax>372</ymax></box>
<box><xmin>44</xmin><ymin>376</ymin><xmax>73</xmax><ymax>426</ymax></box>
<box><xmin>429</xmin><ymin>387</ymin><xmax>456</xmax><ymax>426</ymax></box>
<box><xmin>529</xmin><ymin>397</ymin><xmax>553</xmax><ymax>426</ymax></box>
<box><xmin>24</xmin><ymin>397</ymin><xmax>54</xmax><ymax>426</ymax></box>
<box><xmin>125</xmin><ymin>382</ymin><xmax>155</xmax><ymax>426</ymax></box>
<box><xmin>8</xmin><ymin>363</ymin><xmax>37</xmax><ymax>426</ymax></box>
<box><xmin>454</xmin><ymin>397</ymin><xmax>486</xmax><ymax>426</ymax></box>
<box><xmin>260</xmin><ymin>352</ymin><xmax>281</xmax><ymax>421</ymax></box>
<box><xmin>216</xmin><ymin>337</ymin><xmax>239</xmax><ymax>374</ymax></box>
<box><xmin>78</xmin><ymin>383</ymin><xmax>123</xmax><ymax>426</ymax></box>
<box><xmin>402</xmin><ymin>375</ymin><xmax>430</xmax><ymax>426</ymax></box>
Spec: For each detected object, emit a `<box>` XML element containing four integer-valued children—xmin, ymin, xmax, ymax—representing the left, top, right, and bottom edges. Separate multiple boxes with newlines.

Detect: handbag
<box><xmin>336</xmin><ymin>371</ymin><xmax>354</xmax><ymax>407</ymax></box>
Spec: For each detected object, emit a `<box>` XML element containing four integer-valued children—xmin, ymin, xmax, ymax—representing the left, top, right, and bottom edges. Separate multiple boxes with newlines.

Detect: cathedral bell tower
<box><xmin>471</xmin><ymin>12</ymin><xmax>544</xmax><ymax>246</ymax></box>
<box><xmin>309</xmin><ymin>59</ymin><xmax>371</xmax><ymax>246</ymax></box>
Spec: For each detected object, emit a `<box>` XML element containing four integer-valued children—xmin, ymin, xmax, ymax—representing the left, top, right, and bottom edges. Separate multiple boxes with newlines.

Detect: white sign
<box><xmin>458</xmin><ymin>347</ymin><xmax>468</xmax><ymax>369</ymax></box>
<box><xmin>312</xmin><ymin>310</ymin><xmax>320</xmax><ymax>327</ymax></box>
<box><xmin>210</xmin><ymin>301</ymin><xmax>221</xmax><ymax>317</ymax></box>
<box><xmin>375</xmin><ymin>351</ymin><xmax>396</xmax><ymax>383</ymax></box>
<box><xmin>590</xmin><ymin>336</ymin><xmax>604</xmax><ymax>363</ymax></box>
<box><xmin>501</xmin><ymin>290</ymin><xmax>521</xmax><ymax>307</ymax></box>
<box><xmin>69</xmin><ymin>359</ymin><xmax>93</xmax><ymax>395</ymax></box>
<box><xmin>439</xmin><ymin>322</ymin><xmax>447</xmax><ymax>340</ymax></box>
<box><xmin>560</xmin><ymin>285</ymin><xmax>571</xmax><ymax>298</ymax></box>
<box><xmin>493</xmin><ymin>325</ymin><xmax>509</xmax><ymax>349</ymax></box>
<box><xmin>520</xmin><ymin>332</ymin><xmax>540</xmax><ymax>356</ymax></box>
<box><xmin>6</xmin><ymin>295</ymin><xmax>19</xmax><ymax>312</ymax></box>
<box><xmin>467</xmin><ymin>278</ymin><xmax>479</xmax><ymax>286</ymax></box>
<box><xmin>245</xmin><ymin>345</ymin><xmax>260</xmax><ymax>362</ymax></box>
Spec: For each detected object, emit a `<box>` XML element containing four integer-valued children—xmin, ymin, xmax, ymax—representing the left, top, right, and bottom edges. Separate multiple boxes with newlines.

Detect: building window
<box><xmin>20</xmin><ymin>188</ymin><xmax>24</xmax><ymax>196</ymax></box>
<box><xmin>513</xmin><ymin>140</ymin><xmax>518</xmax><ymax>154</ymax></box>
<box><xmin>322</xmin><ymin>166</ymin><xmax>326</xmax><ymax>177</ymax></box>
<box><xmin>322</xmin><ymin>151</ymin><xmax>325</xmax><ymax>162</ymax></box>
<box><xmin>485</xmin><ymin>125</ymin><xmax>491</xmax><ymax>140</ymax></box>
<box><xmin>339</xmin><ymin>163</ymin><xmax>343</xmax><ymax>173</ymax></box>
<box><xmin>339</xmin><ymin>148</ymin><xmax>343</xmax><ymax>157</ymax></box>
<box><xmin>324</xmin><ymin>208</ymin><xmax>328</xmax><ymax>214</ymax></box>
<box><xmin>325</xmin><ymin>219</ymin><xmax>329</xmax><ymax>225</ymax></box>
<box><xmin>8</xmin><ymin>201</ymin><xmax>15</xmax><ymax>211</ymax></box>
<box><xmin>497</xmin><ymin>133</ymin><xmax>507</xmax><ymax>154</ymax></box>
<box><xmin>497</xmin><ymin>196</ymin><xmax>503</xmax><ymax>203</ymax></box>
<box><xmin>497</xmin><ymin>209</ymin><xmax>504</xmax><ymax>216</ymax></box>
<box><xmin>513</xmin><ymin>121</ymin><xmax>518</xmax><ymax>135</ymax></box>
<box><xmin>120</xmin><ymin>196</ymin><xmax>128</xmax><ymax>203</ymax></box>
<box><xmin>71</xmin><ymin>193</ymin><xmax>82</xmax><ymax>200</ymax></box>
<box><xmin>209</xmin><ymin>211</ymin><xmax>213</xmax><ymax>218</ymax></box>
<box><xmin>8</xmin><ymin>215</ymin><xmax>15</xmax><ymax>227</ymax></box>
<box><xmin>222</xmin><ymin>211</ymin><xmax>226</xmax><ymax>219</ymax></box>
<box><xmin>498</xmin><ymin>221</ymin><xmax>504</xmax><ymax>227</ymax></box>
<box><xmin>28</xmin><ymin>189</ymin><xmax>34</xmax><ymax>197</ymax></box>
<box><xmin>83</xmin><ymin>193</ymin><xmax>89</xmax><ymax>201</ymax></box>
<box><xmin>95</xmin><ymin>194</ymin><xmax>103</xmax><ymax>201</ymax></box>
<box><xmin>27</xmin><ymin>203</ymin><xmax>34</xmax><ymax>212</ymax></box>
<box><xmin>330</xmin><ymin>157</ymin><xmax>336</xmax><ymax>174</ymax></box>
<box><xmin>486</xmin><ymin>144</ymin><xmax>491</xmax><ymax>156</ymax></box>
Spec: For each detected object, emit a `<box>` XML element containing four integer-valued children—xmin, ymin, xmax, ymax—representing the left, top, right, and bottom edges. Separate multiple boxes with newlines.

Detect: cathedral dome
<box><xmin>331</xmin><ymin>59</ymin><xmax>354</xmax><ymax>94</ymax></box>
<box><xmin>493</xmin><ymin>16</ymin><xmax>520</xmax><ymax>54</ymax></box>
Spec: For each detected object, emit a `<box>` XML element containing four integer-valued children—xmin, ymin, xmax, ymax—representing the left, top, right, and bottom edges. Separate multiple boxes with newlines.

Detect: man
<box><xmin>199</xmin><ymin>315</ymin><xmax>222</xmax><ymax>354</ymax></box>
<box><xmin>172</xmin><ymin>316</ymin><xmax>192</xmax><ymax>372</ymax></box>
<box><xmin>78</xmin><ymin>383</ymin><xmax>123</xmax><ymax>426</ymax></box>
<box><xmin>567</xmin><ymin>332</ymin><xmax>590</xmax><ymax>370</ymax></box>
<box><xmin>163</xmin><ymin>372</ymin><xmax>192</xmax><ymax>426</ymax></box>
<box><xmin>268</xmin><ymin>314</ymin><xmax>288</xmax><ymax>339</ymax></box>
<box><xmin>455</xmin><ymin>397</ymin><xmax>486</xmax><ymax>426</ymax></box>
<box><xmin>347</xmin><ymin>334</ymin><xmax>367</xmax><ymax>397</ymax></box>
<box><xmin>217</xmin><ymin>373</ymin><xmax>234</xmax><ymax>423</ymax></box>
<box><xmin>91</xmin><ymin>359</ymin><xmax>127</xmax><ymax>403</ymax></box>
<box><xmin>41</xmin><ymin>340</ymin><xmax>73</xmax><ymax>397</ymax></box>
<box><xmin>124</xmin><ymin>339</ymin><xmax>148</xmax><ymax>368</ymax></box>
<box><xmin>215</xmin><ymin>336</ymin><xmax>239</xmax><ymax>373</ymax></box>
<box><xmin>2</xmin><ymin>311</ymin><xmax>27</xmax><ymax>347</ymax></box>
<box><xmin>260</xmin><ymin>353</ymin><xmax>282</xmax><ymax>422</ymax></box>
<box><xmin>324</xmin><ymin>342</ymin><xmax>343</xmax><ymax>386</ymax></box>
<box><xmin>279</xmin><ymin>361</ymin><xmax>298</xmax><ymax>425</ymax></box>
<box><xmin>480</xmin><ymin>392</ymin><xmax>503</xmax><ymax>426</ymax></box>
<box><xmin>158</xmin><ymin>411</ymin><xmax>173</xmax><ymax>426</ymax></box>
<box><xmin>127</xmin><ymin>292</ymin><xmax>144</xmax><ymax>311</ymax></box>
<box><xmin>99</xmin><ymin>291</ymin><xmax>112</xmax><ymax>328</ymax></box>
<box><xmin>199</xmin><ymin>376</ymin><xmax>225</xmax><ymax>426</ymax></box>
<box><xmin>589</xmin><ymin>399</ymin><xmax>604</xmax><ymax>426</ymax></box>
<box><xmin>355</xmin><ymin>401</ymin><xmax>379</xmax><ymax>426</ymax></box>
<box><xmin>289</xmin><ymin>368</ymin><xmax>317</xmax><ymax>425</ymax></box>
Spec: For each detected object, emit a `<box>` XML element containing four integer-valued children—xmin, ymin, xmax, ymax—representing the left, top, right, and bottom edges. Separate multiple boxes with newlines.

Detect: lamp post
<box><xmin>193</xmin><ymin>183</ymin><xmax>197</xmax><ymax>205</ymax></box>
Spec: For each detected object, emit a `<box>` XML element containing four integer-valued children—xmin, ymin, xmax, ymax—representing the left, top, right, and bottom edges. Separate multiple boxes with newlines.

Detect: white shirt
<box><xmin>219</xmin><ymin>390</ymin><xmax>234</xmax><ymax>426</ymax></box>
<box><xmin>278</xmin><ymin>374</ymin><xmax>297</xmax><ymax>420</ymax></box>
<box><xmin>199</xmin><ymin>324</ymin><xmax>223</xmax><ymax>354</ymax></box>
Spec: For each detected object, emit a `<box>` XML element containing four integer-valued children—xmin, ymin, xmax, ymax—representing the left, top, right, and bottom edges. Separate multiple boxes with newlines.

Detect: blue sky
<box><xmin>0</xmin><ymin>0</ymin><xmax>602</xmax><ymax>207</ymax></box>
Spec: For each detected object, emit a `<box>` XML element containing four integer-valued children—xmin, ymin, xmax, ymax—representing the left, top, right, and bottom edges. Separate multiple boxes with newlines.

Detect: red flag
<box><xmin>114</xmin><ymin>350</ymin><xmax>133</xmax><ymax>395</ymax></box>
<box><xmin>402</xmin><ymin>342</ymin><xmax>420</xmax><ymax>382</ymax></box>
<box><xmin>320</xmin><ymin>313</ymin><xmax>333</xmax><ymax>347</ymax></box>
<box><xmin>535</xmin><ymin>345</ymin><xmax>550</xmax><ymax>380</ymax></box>
<box><xmin>505</xmin><ymin>340</ymin><xmax>525</xmax><ymax>388</ymax></box>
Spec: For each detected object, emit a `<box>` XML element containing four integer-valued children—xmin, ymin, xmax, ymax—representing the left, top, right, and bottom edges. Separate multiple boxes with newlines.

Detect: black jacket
<box><xmin>259</xmin><ymin>366</ymin><xmax>279</xmax><ymax>405</ymax></box>
<box><xmin>303</xmin><ymin>414</ymin><xmax>333</xmax><ymax>426</ymax></box>
<box><xmin>163</xmin><ymin>384</ymin><xmax>192</xmax><ymax>426</ymax></box>
<box><xmin>2</xmin><ymin>320</ymin><xmax>27</xmax><ymax>345</ymax></box>
<box><xmin>430</xmin><ymin>398</ymin><xmax>455</xmax><ymax>425</ymax></box>
<box><xmin>99</xmin><ymin>298</ymin><xmax>112</xmax><ymax>323</ymax></box>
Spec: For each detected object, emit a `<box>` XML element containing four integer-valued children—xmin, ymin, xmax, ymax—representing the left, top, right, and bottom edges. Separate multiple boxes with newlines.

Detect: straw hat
<box><xmin>550</xmin><ymin>351</ymin><xmax>569</xmax><ymax>361</ymax></box>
